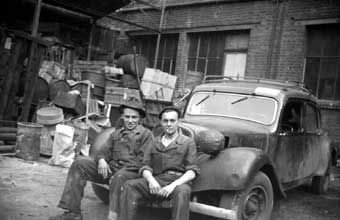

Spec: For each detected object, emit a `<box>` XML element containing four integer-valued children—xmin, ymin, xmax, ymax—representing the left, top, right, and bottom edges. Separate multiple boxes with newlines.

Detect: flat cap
<box><xmin>158</xmin><ymin>106</ymin><xmax>181</xmax><ymax>119</ymax></box>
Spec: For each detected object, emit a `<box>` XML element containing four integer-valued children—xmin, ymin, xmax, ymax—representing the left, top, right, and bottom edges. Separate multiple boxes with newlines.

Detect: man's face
<box><xmin>161</xmin><ymin>110</ymin><xmax>179</xmax><ymax>136</ymax></box>
<box><xmin>122</xmin><ymin>108</ymin><xmax>140</xmax><ymax>130</ymax></box>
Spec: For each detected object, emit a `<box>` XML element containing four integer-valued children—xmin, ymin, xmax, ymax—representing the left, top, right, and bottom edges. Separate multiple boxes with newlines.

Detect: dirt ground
<box><xmin>0</xmin><ymin>155</ymin><xmax>340</xmax><ymax>220</ymax></box>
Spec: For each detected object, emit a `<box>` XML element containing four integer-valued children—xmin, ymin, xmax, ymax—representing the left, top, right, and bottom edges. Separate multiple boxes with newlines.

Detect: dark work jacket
<box><xmin>95</xmin><ymin>125</ymin><xmax>154</xmax><ymax>171</ymax></box>
<box><xmin>140</xmin><ymin>129</ymin><xmax>200</xmax><ymax>176</ymax></box>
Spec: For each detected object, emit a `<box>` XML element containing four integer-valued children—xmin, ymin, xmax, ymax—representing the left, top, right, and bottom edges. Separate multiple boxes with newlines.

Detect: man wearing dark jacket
<box><xmin>110</xmin><ymin>106</ymin><xmax>199</xmax><ymax>220</ymax></box>
<box><xmin>50</xmin><ymin>98</ymin><xmax>154</xmax><ymax>220</ymax></box>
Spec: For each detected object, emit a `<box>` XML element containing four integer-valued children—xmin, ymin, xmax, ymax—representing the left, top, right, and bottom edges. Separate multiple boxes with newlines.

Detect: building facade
<box><xmin>98</xmin><ymin>0</ymin><xmax>340</xmax><ymax>149</ymax></box>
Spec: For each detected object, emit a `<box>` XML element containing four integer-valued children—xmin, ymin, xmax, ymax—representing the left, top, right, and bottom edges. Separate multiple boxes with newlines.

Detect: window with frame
<box><xmin>281</xmin><ymin>102</ymin><xmax>303</xmax><ymax>132</ymax></box>
<box><xmin>304</xmin><ymin>103</ymin><xmax>319</xmax><ymax>133</ymax></box>
<box><xmin>134</xmin><ymin>34</ymin><xmax>178</xmax><ymax>75</ymax></box>
<box><xmin>187</xmin><ymin>31</ymin><xmax>249</xmax><ymax>77</ymax></box>
<box><xmin>304</xmin><ymin>24</ymin><xmax>340</xmax><ymax>101</ymax></box>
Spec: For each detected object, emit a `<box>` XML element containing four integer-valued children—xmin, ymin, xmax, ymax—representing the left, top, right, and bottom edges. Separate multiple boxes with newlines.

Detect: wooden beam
<box><xmin>20</xmin><ymin>0</ymin><xmax>43</xmax><ymax>121</ymax></box>
<box><xmin>153</xmin><ymin>0</ymin><xmax>166</xmax><ymax>68</ymax></box>
<box><xmin>31</xmin><ymin>0</ymin><xmax>42</xmax><ymax>36</ymax></box>
<box><xmin>23</xmin><ymin>0</ymin><xmax>91</xmax><ymax>20</ymax></box>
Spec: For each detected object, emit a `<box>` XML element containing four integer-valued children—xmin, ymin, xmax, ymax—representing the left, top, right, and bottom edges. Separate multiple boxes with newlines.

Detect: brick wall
<box><xmin>100</xmin><ymin>0</ymin><xmax>339</xmax><ymax>81</ymax></box>
<box><xmin>98</xmin><ymin>0</ymin><xmax>340</xmax><ymax>145</ymax></box>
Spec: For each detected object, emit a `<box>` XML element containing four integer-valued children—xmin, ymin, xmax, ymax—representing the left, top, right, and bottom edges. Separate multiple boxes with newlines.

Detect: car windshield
<box><xmin>186</xmin><ymin>92</ymin><xmax>278</xmax><ymax>125</ymax></box>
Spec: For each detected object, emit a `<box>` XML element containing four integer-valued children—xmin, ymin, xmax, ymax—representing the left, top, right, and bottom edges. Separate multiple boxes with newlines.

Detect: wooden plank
<box><xmin>4</xmin><ymin>40</ymin><xmax>27</xmax><ymax>120</ymax></box>
<box><xmin>0</xmin><ymin>127</ymin><xmax>17</xmax><ymax>133</ymax></box>
<box><xmin>0</xmin><ymin>145</ymin><xmax>16</xmax><ymax>152</ymax></box>
<box><xmin>0</xmin><ymin>40</ymin><xmax>23</xmax><ymax>120</ymax></box>
<box><xmin>0</xmin><ymin>133</ymin><xmax>16</xmax><ymax>141</ymax></box>
<box><xmin>0</xmin><ymin>27</ymin><xmax>50</xmax><ymax>46</ymax></box>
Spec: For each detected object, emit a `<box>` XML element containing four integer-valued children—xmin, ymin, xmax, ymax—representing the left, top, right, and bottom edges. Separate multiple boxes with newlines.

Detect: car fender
<box><xmin>192</xmin><ymin>147</ymin><xmax>285</xmax><ymax>197</ymax></box>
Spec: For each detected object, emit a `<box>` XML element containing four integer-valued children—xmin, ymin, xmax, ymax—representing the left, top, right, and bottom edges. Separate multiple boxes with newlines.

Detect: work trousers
<box><xmin>58</xmin><ymin>156</ymin><xmax>115</xmax><ymax>214</ymax></box>
<box><xmin>108</xmin><ymin>169</ymin><xmax>140</xmax><ymax>214</ymax></box>
<box><xmin>119</xmin><ymin>173</ymin><xmax>192</xmax><ymax>220</ymax></box>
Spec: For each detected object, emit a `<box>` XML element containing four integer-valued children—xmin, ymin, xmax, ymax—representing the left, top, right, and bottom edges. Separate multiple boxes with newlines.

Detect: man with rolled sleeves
<box><xmin>50</xmin><ymin>98</ymin><xmax>154</xmax><ymax>220</ymax></box>
<box><xmin>112</xmin><ymin>106</ymin><xmax>200</xmax><ymax>220</ymax></box>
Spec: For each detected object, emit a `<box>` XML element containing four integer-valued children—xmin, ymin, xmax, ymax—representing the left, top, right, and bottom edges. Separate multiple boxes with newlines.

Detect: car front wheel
<box><xmin>219</xmin><ymin>171</ymin><xmax>274</xmax><ymax>220</ymax></box>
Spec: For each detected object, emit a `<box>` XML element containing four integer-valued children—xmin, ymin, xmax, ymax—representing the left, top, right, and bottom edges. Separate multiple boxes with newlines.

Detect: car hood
<box><xmin>181</xmin><ymin>116</ymin><xmax>270</xmax><ymax>151</ymax></box>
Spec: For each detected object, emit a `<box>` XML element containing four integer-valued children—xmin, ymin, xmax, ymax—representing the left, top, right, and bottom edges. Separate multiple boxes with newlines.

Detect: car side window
<box><xmin>304</xmin><ymin>103</ymin><xmax>318</xmax><ymax>133</ymax></box>
<box><xmin>281</xmin><ymin>102</ymin><xmax>303</xmax><ymax>132</ymax></box>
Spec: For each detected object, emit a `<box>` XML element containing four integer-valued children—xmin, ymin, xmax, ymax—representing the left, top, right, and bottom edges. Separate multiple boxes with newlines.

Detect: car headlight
<box><xmin>196</xmin><ymin>129</ymin><xmax>225</xmax><ymax>156</ymax></box>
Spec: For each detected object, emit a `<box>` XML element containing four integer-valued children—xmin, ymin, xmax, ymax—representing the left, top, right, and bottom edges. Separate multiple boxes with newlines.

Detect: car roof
<box><xmin>192</xmin><ymin>76</ymin><xmax>317</xmax><ymax>102</ymax></box>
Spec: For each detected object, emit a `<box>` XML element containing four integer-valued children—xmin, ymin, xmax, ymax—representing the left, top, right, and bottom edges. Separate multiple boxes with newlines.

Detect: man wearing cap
<box><xmin>50</xmin><ymin>98</ymin><xmax>154</xmax><ymax>220</ymax></box>
<box><xmin>110</xmin><ymin>106</ymin><xmax>200</xmax><ymax>220</ymax></box>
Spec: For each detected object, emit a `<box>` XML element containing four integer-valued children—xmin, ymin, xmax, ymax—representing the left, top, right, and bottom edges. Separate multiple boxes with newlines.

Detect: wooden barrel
<box><xmin>32</xmin><ymin>77</ymin><xmax>49</xmax><ymax>105</ymax></box>
<box><xmin>116</xmin><ymin>54</ymin><xmax>149</xmax><ymax>77</ymax></box>
<box><xmin>49</xmin><ymin>79</ymin><xmax>70</xmax><ymax>101</ymax></box>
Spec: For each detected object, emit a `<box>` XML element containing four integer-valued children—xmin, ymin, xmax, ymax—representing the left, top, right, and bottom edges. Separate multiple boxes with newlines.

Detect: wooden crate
<box><xmin>104</xmin><ymin>87</ymin><xmax>141</xmax><ymax>106</ymax></box>
<box><xmin>140</xmin><ymin>68</ymin><xmax>177</xmax><ymax>102</ymax></box>
<box><xmin>72</xmin><ymin>60</ymin><xmax>107</xmax><ymax>81</ymax></box>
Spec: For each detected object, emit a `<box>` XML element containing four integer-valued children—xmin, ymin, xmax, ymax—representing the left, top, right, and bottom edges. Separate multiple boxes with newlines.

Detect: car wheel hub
<box><xmin>242</xmin><ymin>187</ymin><xmax>266</xmax><ymax>220</ymax></box>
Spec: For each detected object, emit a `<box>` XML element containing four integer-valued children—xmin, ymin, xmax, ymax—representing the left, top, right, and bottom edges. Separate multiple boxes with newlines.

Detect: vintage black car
<box><xmin>90</xmin><ymin>76</ymin><xmax>332</xmax><ymax>220</ymax></box>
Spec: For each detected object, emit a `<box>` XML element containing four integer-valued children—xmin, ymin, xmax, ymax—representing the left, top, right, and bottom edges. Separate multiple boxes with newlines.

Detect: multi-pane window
<box><xmin>134</xmin><ymin>34</ymin><xmax>178</xmax><ymax>75</ymax></box>
<box><xmin>187</xmin><ymin>31</ymin><xmax>249</xmax><ymax>77</ymax></box>
<box><xmin>304</xmin><ymin>24</ymin><xmax>340</xmax><ymax>101</ymax></box>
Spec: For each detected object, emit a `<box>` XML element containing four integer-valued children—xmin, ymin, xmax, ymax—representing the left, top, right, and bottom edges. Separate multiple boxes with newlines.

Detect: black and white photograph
<box><xmin>0</xmin><ymin>0</ymin><xmax>340</xmax><ymax>220</ymax></box>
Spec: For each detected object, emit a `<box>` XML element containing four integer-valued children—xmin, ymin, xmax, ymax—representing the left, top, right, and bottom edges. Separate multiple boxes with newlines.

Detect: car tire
<box><xmin>92</xmin><ymin>184</ymin><xmax>109</xmax><ymax>204</ymax></box>
<box><xmin>219</xmin><ymin>171</ymin><xmax>274</xmax><ymax>220</ymax></box>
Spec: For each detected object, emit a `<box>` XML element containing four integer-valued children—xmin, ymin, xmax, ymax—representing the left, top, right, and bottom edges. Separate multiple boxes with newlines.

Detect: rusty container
<box><xmin>16</xmin><ymin>122</ymin><xmax>43</xmax><ymax>161</ymax></box>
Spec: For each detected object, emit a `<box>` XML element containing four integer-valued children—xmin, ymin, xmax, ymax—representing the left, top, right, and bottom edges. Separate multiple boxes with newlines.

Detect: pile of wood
<box><xmin>0</xmin><ymin>120</ymin><xmax>17</xmax><ymax>155</ymax></box>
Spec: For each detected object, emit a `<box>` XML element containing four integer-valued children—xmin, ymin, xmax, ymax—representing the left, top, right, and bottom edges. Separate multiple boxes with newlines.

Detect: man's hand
<box><xmin>159</xmin><ymin>183</ymin><xmax>177</xmax><ymax>198</ymax></box>
<box><xmin>142</xmin><ymin>170</ymin><xmax>161</xmax><ymax>195</ymax></box>
<box><xmin>98</xmin><ymin>159</ymin><xmax>112</xmax><ymax>179</ymax></box>
<box><xmin>148</xmin><ymin>178</ymin><xmax>161</xmax><ymax>195</ymax></box>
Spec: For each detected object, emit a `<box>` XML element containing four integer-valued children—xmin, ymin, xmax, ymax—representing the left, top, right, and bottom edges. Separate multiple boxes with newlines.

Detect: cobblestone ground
<box><xmin>0</xmin><ymin>156</ymin><xmax>339</xmax><ymax>220</ymax></box>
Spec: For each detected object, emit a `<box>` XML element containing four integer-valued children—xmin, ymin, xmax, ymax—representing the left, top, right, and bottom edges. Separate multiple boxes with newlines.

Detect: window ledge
<box><xmin>318</xmin><ymin>100</ymin><xmax>340</xmax><ymax>110</ymax></box>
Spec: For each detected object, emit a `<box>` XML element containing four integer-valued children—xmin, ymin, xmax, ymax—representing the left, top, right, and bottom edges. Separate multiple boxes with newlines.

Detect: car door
<box><xmin>274</xmin><ymin>99</ymin><xmax>306</xmax><ymax>183</ymax></box>
<box><xmin>300</xmin><ymin>101</ymin><xmax>320</xmax><ymax>177</ymax></box>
